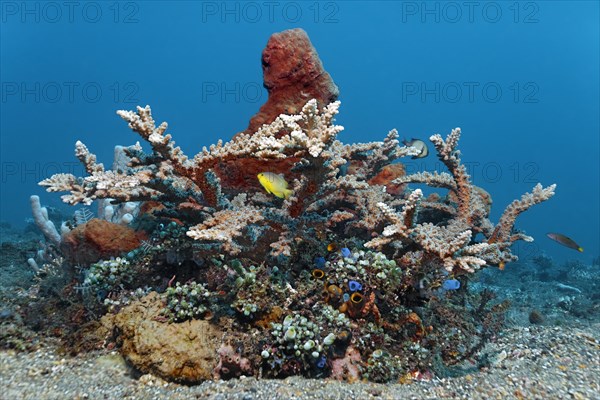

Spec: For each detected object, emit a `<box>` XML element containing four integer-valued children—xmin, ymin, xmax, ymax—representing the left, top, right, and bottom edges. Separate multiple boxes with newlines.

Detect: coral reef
<box><xmin>30</xmin><ymin>29</ymin><xmax>558</xmax><ymax>384</ymax></box>
<box><xmin>163</xmin><ymin>281</ymin><xmax>212</xmax><ymax>322</ymax></box>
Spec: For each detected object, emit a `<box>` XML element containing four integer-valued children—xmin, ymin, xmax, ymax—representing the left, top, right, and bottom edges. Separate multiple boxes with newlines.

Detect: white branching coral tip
<box><xmin>365</xmin><ymin>189</ymin><xmax>422</xmax><ymax>249</ymax></box>
<box><xmin>75</xmin><ymin>141</ymin><xmax>104</xmax><ymax>174</ymax></box>
<box><xmin>186</xmin><ymin>207</ymin><xmax>264</xmax><ymax>255</ymax></box>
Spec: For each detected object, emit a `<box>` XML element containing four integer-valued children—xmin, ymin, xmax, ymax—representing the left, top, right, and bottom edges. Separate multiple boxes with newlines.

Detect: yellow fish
<box><xmin>257</xmin><ymin>172</ymin><xmax>293</xmax><ymax>199</ymax></box>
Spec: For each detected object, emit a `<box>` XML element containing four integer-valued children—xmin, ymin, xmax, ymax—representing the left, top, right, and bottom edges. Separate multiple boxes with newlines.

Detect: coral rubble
<box><xmin>31</xmin><ymin>29</ymin><xmax>557</xmax><ymax>384</ymax></box>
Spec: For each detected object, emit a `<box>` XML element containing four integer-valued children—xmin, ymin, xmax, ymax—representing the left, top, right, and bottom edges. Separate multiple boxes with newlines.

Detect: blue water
<box><xmin>1</xmin><ymin>1</ymin><xmax>598</xmax><ymax>264</ymax></box>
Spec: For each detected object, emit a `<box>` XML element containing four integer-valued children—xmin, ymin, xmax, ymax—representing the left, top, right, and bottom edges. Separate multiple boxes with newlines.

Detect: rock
<box><xmin>60</xmin><ymin>219</ymin><xmax>143</xmax><ymax>265</ymax></box>
<box><xmin>529</xmin><ymin>310</ymin><xmax>545</xmax><ymax>324</ymax></box>
<box><xmin>245</xmin><ymin>28</ymin><xmax>339</xmax><ymax>135</ymax></box>
<box><xmin>108</xmin><ymin>292</ymin><xmax>222</xmax><ymax>383</ymax></box>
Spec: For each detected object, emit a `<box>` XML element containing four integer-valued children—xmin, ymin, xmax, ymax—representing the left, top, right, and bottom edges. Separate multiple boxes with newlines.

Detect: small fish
<box><xmin>402</xmin><ymin>138</ymin><xmax>429</xmax><ymax>159</ymax></box>
<box><xmin>546</xmin><ymin>232</ymin><xmax>583</xmax><ymax>252</ymax></box>
<box><xmin>257</xmin><ymin>172</ymin><xmax>293</xmax><ymax>199</ymax></box>
<box><xmin>442</xmin><ymin>279</ymin><xmax>460</xmax><ymax>291</ymax></box>
<box><xmin>327</xmin><ymin>243</ymin><xmax>338</xmax><ymax>252</ymax></box>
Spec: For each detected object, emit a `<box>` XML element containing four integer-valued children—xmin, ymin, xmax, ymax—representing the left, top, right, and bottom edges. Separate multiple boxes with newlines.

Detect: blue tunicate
<box><xmin>348</xmin><ymin>280</ymin><xmax>362</xmax><ymax>292</ymax></box>
<box><xmin>317</xmin><ymin>355</ymin><xmax>327</xmax><ymax>368</ymax></box>
<box><xmin>343</xmin><ymin>293</ymin><xmax>350</xmax><ymax>302</ymax></box>
<box><xmin>340</xmin><ymin>248</ymin><xmax>352</xmax><ymax>258</ymax></box>
<box><xmin>314</xmin><ymin>256</ymin><xmax>326</xmax><ymax>269</ymax></box>
<box><xmin>442</xmin><ymin>279</ymin><xmax>460</xmax><ymax>290</ymax></box>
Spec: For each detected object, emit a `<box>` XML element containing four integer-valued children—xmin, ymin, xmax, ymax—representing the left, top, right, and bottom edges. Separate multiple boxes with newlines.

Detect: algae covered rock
<box><xmin>110</xmin><ymin>292</ymin><xmax>222</xmax><ymax>383</ymax></box>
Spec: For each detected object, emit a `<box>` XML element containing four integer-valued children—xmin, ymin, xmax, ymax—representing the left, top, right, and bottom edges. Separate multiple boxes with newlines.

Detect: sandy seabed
<box><xmin>1</xmin><ymin>323</ymin><xmax>598</xmax><ymax>400</ymax></box>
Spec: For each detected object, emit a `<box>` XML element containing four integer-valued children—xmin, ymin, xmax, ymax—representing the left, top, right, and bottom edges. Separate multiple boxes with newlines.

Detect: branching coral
<box><xmin>39</xmin><ymin>103</ymin><xmax>554</xmax><ymax>275</ymax></box>
<box><xmin>488</xmin><ymin>183</ymin><xmax>557</xmax><ymax>244</ymax></box>
<box><xmin>40</xmin><ymin>100</ymin><xmax>418</xmax><ymax>262</ymax></box>
<box><xmin>367</xmin><ymin>127</ymin><xmax>556</xmax><ymax>273</ymax></box>
<box><xmin>186</xmin><ymin>205</ymin><xmax>264</xmax><ymax>255</ymax></box>
<box><xmin>40</xmin><ymin>141</ymin><xmax>155</xmax><ymax>206</ymax></box>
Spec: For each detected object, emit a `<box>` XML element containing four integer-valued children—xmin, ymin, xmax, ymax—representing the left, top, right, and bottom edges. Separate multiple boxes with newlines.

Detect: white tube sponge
<box><xmin>27</xmin><ymin>258</ymin><xmax>40</xmax><ymax>272</ymax></box>
<box><xmin>30</xmin><ymin>195</ymin><xmax>61</xmax><ymax>246</ymax></box>
<box><xmin>120</xmin><ymin>213</ymin><xmax>134</xmax><ymax>225</ymax></box>
<box><xmin>104</xmin><ymin>204</ymin><xmax>115</xmax><ymax>222</ymax></box>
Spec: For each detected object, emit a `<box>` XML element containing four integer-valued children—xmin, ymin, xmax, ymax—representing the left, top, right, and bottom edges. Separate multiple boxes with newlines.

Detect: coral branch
<box><xmin>186</xmin><ymin>206</ymin><xmax>264</xmax><ymax>255</ymax></box>
<box><xmin>489</xmin><ymin>183</ymin><xmax>556</xmax><ymax>244</ymax></box>
<box><xmin>394</xmin><ymin>171</ymin><xmax>457</xmax><ymax>191</ymax></box>
<box><xmin>364</xmin><ymin>189</ymin><xmax>422</xmax><ymax>249</ymax></box>
<box><xmin>369</xmin><ymin>128</ymin><xmax>556</xmax><ymax>273</ymax></box>
<box><xmin>75</xmin><ymin>141</ymin><xmax>104</xmax><ymax>174</ymax></box>
<box><xmin>429</xmin><ymin>128</ymin><xmax>472</xmax><ymax>220</ymax></box>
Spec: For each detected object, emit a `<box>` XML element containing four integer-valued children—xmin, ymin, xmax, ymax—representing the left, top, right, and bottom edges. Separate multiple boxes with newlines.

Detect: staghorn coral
<box><xmin>186</xmin><ymin>204</ymin><xmax>264</xmax><ymax>255</ymax></box>
<box><xmin>488</xmin><ymin>182</ymin><xmax>557</xmax><ymax>244</ymax></box>
<box><xmin>38</xmin><ymin>106</ymin><xmax>554</xmax><ymax>276</ymax></box>
<box><xmin>367</xmin><ymin>127</ymin><xmax>555</xmax><ymax>274</ymax></box>
<box><xmin>40</xmin><ymin>99</ymin><xmax>418</xmax><ymax>262</ymax></box>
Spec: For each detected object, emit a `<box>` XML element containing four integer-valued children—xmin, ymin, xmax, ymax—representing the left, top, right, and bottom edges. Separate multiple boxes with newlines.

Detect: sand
<box><xmin>1</xmin><ymin>323</ymin><xmax>598</xmax><ymax>400</ymax></box>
